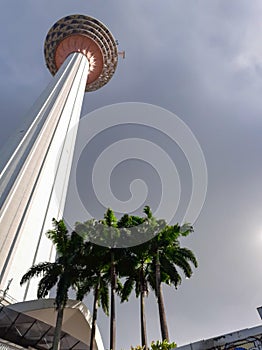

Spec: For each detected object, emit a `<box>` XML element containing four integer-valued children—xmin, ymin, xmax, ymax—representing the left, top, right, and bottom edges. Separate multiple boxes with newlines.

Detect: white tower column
<box><xmin>0</xmin><ymin>52</ymin><xmax>89</xmax><ymax>301</ymax></box>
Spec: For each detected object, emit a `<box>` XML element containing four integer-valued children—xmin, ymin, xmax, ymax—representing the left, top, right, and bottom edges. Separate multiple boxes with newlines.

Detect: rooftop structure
<box><xmin>0</xmin><ymin>299</ymin><xmax>104</xmax><ymax>350</ymax></box>
<box><xmin>177</xmin><ymin>307</ymin><xmax>262</xmax><ymax>350</ymax></box>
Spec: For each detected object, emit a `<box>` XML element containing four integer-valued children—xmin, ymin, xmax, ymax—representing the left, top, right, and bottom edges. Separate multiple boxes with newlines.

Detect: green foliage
<box><xmin>20</xmin><ymin>218</ymin><xmax>86</xmax><ymax>350</ymax></box>
<box><xmin>151</xmin><ymin>340</ymin><xmax>177</xmax><ymax>350</ymax></box>
<box><xmin>130</xmin><ymin>346</ymin><xmax>145</xmax><ymax>350</ymax></box>
<box><xmin>20</xmin><ymin>218</ymin><xmax>84</xmax><ymax>309</ymax></box>
<box><xmin>129</xmin><ymin>340</ymin><xmax>177</xmax><ymax>350</ymax></box>
<box><xmin>104</xmin><ymin>208</ymin><xmax>118</xmax><ymax>227</ymax></box>
<box><xmin>143</xmin><ymin>205</ymin><xmax>152</xmax><ymax>219</ymax></box>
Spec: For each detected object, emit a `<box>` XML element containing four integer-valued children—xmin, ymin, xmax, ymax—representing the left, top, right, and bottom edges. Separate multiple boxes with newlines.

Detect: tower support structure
<box><xmin>0</xmin><ymin>14</ymin><xmax>118</xmax><ymax>302</ymax></box>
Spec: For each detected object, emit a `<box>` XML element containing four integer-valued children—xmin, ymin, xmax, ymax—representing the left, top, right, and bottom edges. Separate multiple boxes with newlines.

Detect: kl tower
<box><xmin>0</xmin><ymin>14</ymin><xmax>118</xmax><ymax>303</ymax></box>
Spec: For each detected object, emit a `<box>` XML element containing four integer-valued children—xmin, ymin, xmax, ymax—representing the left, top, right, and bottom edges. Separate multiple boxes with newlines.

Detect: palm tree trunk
<box><xmin>110</xmin><ymin>250</ymin><xmax>116</xmax><ymax>350</ymax></box>
<box><xmin>156</xmin><ymin>250</ymin><xmax>169</xmax><ymax>342</ymax></box>
<box><xmin>140</xmin><ymin>265</ymin><xmax>148</xmax><ymax>349</ymax></box>
<box><xmin>140</xmin><ymin>290</ymin><xmax>148</xmax><ymax>349</ymax></box>
<box><xmin>90</xmin><ymin>283</ymin><xmax>99</xmax><ymax>350</ymax></box>
<box><xmin>157</xmin><ymin>283</ymin><xmax>169</xmax><ymax>342</ymax></box>
<box><xmin>52</xmin><ymin>305</ymin><xmax>64</xmax><ymax>350</ymax></box>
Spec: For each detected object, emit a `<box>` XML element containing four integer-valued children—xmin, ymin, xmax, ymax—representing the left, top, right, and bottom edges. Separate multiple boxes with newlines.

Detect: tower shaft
<box><xmin>0</xmin><ymin>52</ymin><xmax>89</xmax><ymax>301</ymax></box>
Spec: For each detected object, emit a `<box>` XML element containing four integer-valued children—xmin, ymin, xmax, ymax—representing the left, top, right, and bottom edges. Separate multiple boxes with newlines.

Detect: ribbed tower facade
<box><xmin>0</xmin><ymin>14</ymin><xmax>118</xmax><ymax>302</ymax></box>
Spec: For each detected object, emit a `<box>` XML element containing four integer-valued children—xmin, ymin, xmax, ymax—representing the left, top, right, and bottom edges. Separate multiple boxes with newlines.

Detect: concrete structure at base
<box><xmin>0</xmin><ymin>14</ymin><xmax>118</xmax><ymax>302</ymax></box>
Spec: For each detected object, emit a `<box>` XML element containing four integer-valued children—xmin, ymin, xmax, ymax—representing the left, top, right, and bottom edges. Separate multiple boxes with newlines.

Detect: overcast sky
<box><xmin>1</xmin><ymin>1</ymin><xmax>262</xmax><ymax>349</ymax></box>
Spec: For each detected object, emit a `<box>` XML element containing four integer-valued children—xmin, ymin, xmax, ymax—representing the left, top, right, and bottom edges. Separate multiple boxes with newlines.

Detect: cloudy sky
<box><xmin>1</xmin><ymin>0</ymin><xmax>262</xmax><ymax>349</ymax></box>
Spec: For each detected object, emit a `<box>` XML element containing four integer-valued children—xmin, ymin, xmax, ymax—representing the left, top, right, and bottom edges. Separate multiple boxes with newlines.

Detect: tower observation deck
<box><xmin>45</xmin><ymin>14</ymin><xmax>118</xmax><ymax>91</ymax></box>
<box><xmin>0</xmin><ymin>14</ymin><xmax>118</xmax><ymax>303</ymax></box>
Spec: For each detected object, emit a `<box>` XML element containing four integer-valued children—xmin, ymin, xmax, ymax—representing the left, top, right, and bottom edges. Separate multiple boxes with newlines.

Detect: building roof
<box><xmin>176</xmin><ymin>324</ymin><xmax>262</xmax><ymax>350</ymax></box>
<box><xmin>0</xmin><ymin>299</ymin><xmax>104</xmax><ymax>350</ymax></box>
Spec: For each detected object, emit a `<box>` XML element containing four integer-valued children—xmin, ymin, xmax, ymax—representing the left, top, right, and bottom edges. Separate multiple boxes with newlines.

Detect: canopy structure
<box><xmin>0</xmin><ymin>299</ymin><xmax>104</xmax><ymax>350</ymax></box>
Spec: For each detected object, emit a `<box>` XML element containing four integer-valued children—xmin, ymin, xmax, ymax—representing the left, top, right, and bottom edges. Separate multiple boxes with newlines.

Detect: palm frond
<box><xmin>20</xmin><ymin>262</ymin><xmax>55</xmax><ymax>285</ymax></box>
<box><xmin>121</xmin><ymin>277</ymin><xmax>135</xmax><ymax>302</ymax></box>
<box><xmin>100</xmin><ymin>283</ymin><xmax>109</xmax><ymax>316</ymax></box>
<box><xmin>37</xmin><ymin>272</ymin><xmax>59</xmax><ymax>299</ymax></box>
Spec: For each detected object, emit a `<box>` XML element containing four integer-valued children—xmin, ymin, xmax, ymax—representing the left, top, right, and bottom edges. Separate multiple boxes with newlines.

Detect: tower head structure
<box><xmin>44</xmin><ymin>14</ymin><xmax>118</xmax><ymax>91</ymax></box>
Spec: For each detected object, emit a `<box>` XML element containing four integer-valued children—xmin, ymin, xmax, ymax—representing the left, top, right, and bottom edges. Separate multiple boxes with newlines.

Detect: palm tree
<box><xmin>73</xmin><ymin>238</ymin><xmax>110</xmax><ymax>350</ymax></box>
<box><xmin>76</xmin><ymin>270</ymin><xmax>110</xmax><ymax>350</ymax></box>
<box><xmin>118</xmin><ymin>213</ymin><xmax>150</xmax><ymax>349</ymax></box>
<box><xmin>119</xmin><ymin>206</ymin><xmax>197</xmax><ymax>343</ymax></box>
<box><xmin>20</xmin><ymin>219</ymin><xmax>83</xmax><ymax>350</ymax></box>
<box><xmin>120</xmin><ymin>243</ymin><xmax>151</xmax><ymax>349</ymax></box>
<box><xmin>103</xmin><ymin>208</ymin><xmax>119</xmax><ymax>350</ymax></box>
<box><xmin>77</xmin><ymin>210</ymin><xmax>122</xmax><ymax>350</ymax></box>
<box><xmin>148</xmin><ymin>222</ymin><xmax>198</xmax><ymax>341</ymax></box>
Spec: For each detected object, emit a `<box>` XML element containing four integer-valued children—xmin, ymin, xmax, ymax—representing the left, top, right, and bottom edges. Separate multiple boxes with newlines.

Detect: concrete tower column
<box><xmin>0</xmin><ymin>14</ymin><xmax>118</xmax><ymax>302</ymax></box>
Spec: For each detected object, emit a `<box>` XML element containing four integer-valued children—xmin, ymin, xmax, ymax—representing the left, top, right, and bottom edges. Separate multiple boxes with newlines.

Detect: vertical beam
<box><xmin>0</xmin><ymin>52</ymin><xmax>89</xmax><ymax>301</ymax></box>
